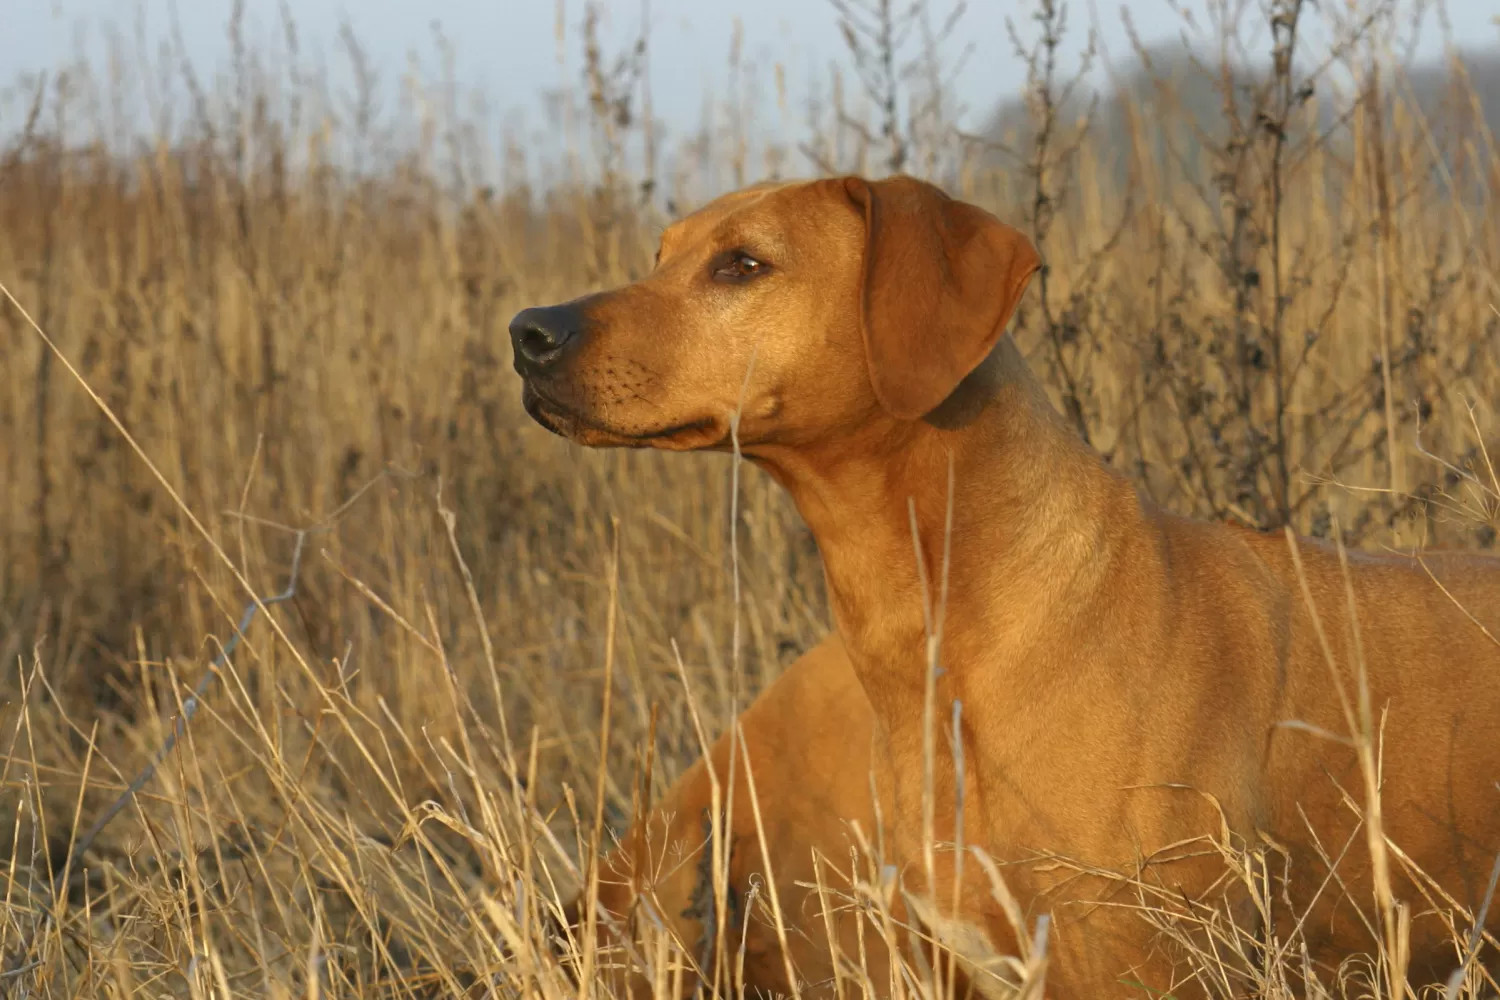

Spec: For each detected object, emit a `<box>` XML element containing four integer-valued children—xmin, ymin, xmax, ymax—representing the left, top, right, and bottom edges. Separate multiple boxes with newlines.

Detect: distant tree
<box><xmin>979</xmin><ymin>41</ymin><xmax>1498</xmax><ymax>192</ymax></box>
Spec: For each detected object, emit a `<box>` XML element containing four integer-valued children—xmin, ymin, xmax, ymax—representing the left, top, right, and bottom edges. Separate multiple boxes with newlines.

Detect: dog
<box><xmin>558</xmin><ymin>632</ymin><xmax>901</xmax><ymax>999</ymax></box>
<box><xmin>510</xmin><ymin>174</ymin><xmax>1500</xmax><ymax>998</ymax></box>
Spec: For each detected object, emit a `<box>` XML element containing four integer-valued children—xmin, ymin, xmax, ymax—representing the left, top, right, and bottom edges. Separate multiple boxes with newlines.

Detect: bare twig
<box><xmin>1</xmin><ymin>532</ymin><xmax>309</xmax><ymax>986</ymax></box>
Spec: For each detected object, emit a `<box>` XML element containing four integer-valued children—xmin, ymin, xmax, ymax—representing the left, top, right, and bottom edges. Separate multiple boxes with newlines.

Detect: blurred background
<box><xmin>0</xmin><ymin>0</ymin><xmax>1497</xmax><ymax>994</ymax></box>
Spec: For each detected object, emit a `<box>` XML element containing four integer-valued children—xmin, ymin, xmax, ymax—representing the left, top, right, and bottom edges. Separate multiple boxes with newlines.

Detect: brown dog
<box><xmin>561</xmin><ymin>632</ymin><xmax>900</xmax><ymax>999</ymax></box>
<box><xmin>511</xmin><ymin>175</ymin><xmax>1500</xmax><ymax>998</ymax></box>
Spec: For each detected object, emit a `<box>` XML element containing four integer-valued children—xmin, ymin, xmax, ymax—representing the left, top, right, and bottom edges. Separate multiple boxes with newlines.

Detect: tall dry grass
<box><xmin>0</xmin><ymin>0</ymin><xmax>1496</xmax><ymax>996</ymax></box>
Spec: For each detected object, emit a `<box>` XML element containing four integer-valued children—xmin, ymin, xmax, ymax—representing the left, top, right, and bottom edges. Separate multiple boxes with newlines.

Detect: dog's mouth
<box><xmin>521</xmin><ymin>380</ymin><xmax>727</xmax><ymax>450</ymax></box>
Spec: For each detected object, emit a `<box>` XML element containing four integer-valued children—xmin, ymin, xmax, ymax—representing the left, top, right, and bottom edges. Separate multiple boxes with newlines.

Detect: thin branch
<box><xmin>2</xmin><ymin>533</ymin><xmax>309</xmax><ymax>984</ymax></box>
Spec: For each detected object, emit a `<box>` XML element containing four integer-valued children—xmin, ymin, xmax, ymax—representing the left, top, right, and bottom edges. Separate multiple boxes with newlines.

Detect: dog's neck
<box><xmin>751</xmin><ymin>337</ymin><xmax>1147</xmax><ymax>723</ymax></box>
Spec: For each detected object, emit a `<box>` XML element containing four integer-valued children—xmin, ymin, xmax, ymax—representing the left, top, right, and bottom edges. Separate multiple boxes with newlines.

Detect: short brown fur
<box><xmin>514</xmin><ymin>175</ymin><xmax>1500</xmax><ymax>998</ymax></box>
<box><xmin>565</xmin><ymin>634</ymin><xmax>897</xmax><ymax>999</ymax></box>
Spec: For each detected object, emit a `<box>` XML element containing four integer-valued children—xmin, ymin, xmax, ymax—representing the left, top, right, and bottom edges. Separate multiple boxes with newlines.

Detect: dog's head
<box><xmin>508</xmin><ymin>175</ymin><xmax>1041</xmax><ymax>453</ymax></box>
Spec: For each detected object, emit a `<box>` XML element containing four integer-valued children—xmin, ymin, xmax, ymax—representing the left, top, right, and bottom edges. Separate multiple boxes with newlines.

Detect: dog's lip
<box><xmin>521</xmin><ymin>379</ymin><xmax>721</xmax><ymax>444</ymax></box>
<box><xmin>520</xmin><ymin>380</ymin><xmax>570</xmax><ymax>419</ymax></box>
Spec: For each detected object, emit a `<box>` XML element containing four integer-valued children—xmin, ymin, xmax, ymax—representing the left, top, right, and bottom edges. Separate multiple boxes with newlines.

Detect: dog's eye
<box><xmin>712</xmin><ymin>252</ymin><xmax>768</xmax><ymax>283</ymax></box>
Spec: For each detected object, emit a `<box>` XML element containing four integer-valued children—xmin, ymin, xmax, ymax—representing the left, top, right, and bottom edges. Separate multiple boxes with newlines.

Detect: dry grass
<box><xmin>0</xmin><ymin>0</ymin><xmax>1496</xmax><ymax>996</ymax></box>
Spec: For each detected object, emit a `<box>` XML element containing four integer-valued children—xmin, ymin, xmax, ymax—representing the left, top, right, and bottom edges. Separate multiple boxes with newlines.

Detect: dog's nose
<box><xmin>509</xmin><ymin>304</ymin><xmax>585</xmax><ymax>373</ymax></box>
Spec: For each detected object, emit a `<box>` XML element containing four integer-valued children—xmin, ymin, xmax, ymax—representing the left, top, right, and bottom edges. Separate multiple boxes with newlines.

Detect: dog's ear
<box><xmin>843</xmin><ymin>175</ymin><xmax>1041</xmax><ymax>421</ymax></box>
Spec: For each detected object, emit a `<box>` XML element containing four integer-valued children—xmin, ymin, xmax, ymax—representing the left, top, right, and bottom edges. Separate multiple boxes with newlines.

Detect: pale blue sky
<box><xmin>1</xmin><ymin>0</ymin><xmax>1493</xmax><ymax>146</ymax></box>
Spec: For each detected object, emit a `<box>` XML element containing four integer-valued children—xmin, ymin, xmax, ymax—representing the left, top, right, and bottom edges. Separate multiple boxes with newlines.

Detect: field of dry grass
<box><xmin>0</xmin><ymin>0</ymin><xmax>1497</xmax><ymax>996</ymax></box>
